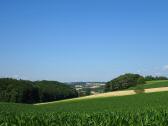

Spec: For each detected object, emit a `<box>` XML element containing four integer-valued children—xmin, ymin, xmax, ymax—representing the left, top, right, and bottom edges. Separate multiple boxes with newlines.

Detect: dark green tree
<box><xmin>105</xmin><ymin>73</ymin><xmax>145</xmax><ymax>92</ymax></box>
<box><xmin>137</xmin><ymin>77</ymin><xmax>146</xmax><ymax>85</ymax></box>
<box><xmin>0</xmin><ymin>78</ymin><xmax>78</xmax><ymax>104</ymax></box>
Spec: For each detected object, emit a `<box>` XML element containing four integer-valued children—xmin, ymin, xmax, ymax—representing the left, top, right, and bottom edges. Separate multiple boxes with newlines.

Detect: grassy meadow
<box><xmin>128</xmin><ymin>80</ymin><xmax>168</xmax><ymax>90</ymax></box>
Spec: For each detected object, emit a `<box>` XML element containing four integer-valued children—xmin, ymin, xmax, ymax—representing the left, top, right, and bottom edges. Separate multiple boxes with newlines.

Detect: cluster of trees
<box><xmin>0</xmin><ymin>78</ymin><xmax>78</xmax><ymax>104</ymax></box>
<box><xmin>144</xmin><ymin>76</ymin><xmax>168</xmax><ymax>81</ymax></box>
<box><xmin>105</xmin><ymin>73</ymin><xmax>146</xmax><ymax>92</ymax></box>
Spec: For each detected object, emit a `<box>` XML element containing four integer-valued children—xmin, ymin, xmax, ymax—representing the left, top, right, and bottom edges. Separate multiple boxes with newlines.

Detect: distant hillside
<box><xmin>105</xmin><ymin>73</ymin><xmax>146</xmax><ymax>92</ymax></box>
<box><xmin>105</xmin><ymin>73</ymin><xmax>168</xmax><ymax>92</ymax></box>
<box><xmin>0</xmin><ymin>78</ymin><xmax>78</xmax><ymax>104</ymax></box>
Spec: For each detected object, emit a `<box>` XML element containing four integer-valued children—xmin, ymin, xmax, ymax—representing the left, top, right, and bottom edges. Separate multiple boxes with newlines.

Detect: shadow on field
<box><xmin>134</xmin><ymin>85</ymin><xmax>145</xmax><ymax>94</ymax></box>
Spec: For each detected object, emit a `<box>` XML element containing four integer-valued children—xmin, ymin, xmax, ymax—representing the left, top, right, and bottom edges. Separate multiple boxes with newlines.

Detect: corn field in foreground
<box><xmin>1</xmin><ymin>110</ymin><xmax>168</xmax><ymax>126</ymax></box>
<box><xmin>1</xmin><ymin>92</ymin><xmax>168</xmax><ymax>126</ymax></box>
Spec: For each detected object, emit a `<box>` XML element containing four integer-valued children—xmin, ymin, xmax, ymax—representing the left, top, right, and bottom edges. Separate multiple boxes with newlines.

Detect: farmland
<box><xmin>1</xmin><ymin>0</ymin><xmax>168</xmax><ymax>125</ymax></box>
<box><xmin>35</xmin><ymin>80</ymin><xmax>168</xmax><ymax>105</ymax></box>
<box><xmin>1</xmin><ymin>91</ymin><xmax>168</xmax><ymax>125</ymax></box>
<box><xmin>128</xmin><ymin>80</ymin><xmax>168</xmax><ymax>90</ymax></box>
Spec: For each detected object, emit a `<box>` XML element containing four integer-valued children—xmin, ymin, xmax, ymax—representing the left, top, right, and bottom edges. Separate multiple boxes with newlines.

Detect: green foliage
<box><xmin>137</xmin><ymin>77</ymin><xmax>146</xmax><ymax>85</ymax></box>
<box><xmin>1</xmin><ymin>110</ymin><xmax>168</xmax><ymax>126</ymax></box>
<box><xmin>1</xmin><ymin>92</ymin><xmax>168</xmax><ymax>125</ymax></box>
<box><xmin>0</xmin><ymin>78</ymin><xmax>78</xmax><ymax>104</ymax></box>
<box><xmin>84</xmin><ymin>88</ymin><xmax>92</xmax><ymax>96</ymax></box>
<box><xmin>145</xmin><ymin>75</ymin><xmax>168</xmax><ymax>81</ymax></box>
<box><xmin>35</xmin><ymin>81</ymin><xmax>78</xmax><ymax>102</ymax></box>
<box><xmin>0</xmin><ymin>78</ymin><xmax>37</xmax><ymax>103</ymax></box>
<box><xmin>105</xmin><ymin>73</ymin><xmax>145</xmax><ymax>92</ymax></box>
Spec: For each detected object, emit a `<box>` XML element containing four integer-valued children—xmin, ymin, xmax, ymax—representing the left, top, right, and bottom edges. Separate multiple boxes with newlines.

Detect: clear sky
<box><xmin>0</xmin><ymin>0</ymin><xmax>168</xmax><ymax>82</ymax></box>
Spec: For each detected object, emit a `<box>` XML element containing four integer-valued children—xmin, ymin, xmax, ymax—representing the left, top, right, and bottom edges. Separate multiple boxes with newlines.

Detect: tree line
<box><xmin>0</xmin><ymin>78</ymin><xmax>78</xmax><ymax>104</ymax></box>
<box><xmin>144</xmin><ymin>75</ymin><xmax>168</xmax><ymax>81</ymax></box>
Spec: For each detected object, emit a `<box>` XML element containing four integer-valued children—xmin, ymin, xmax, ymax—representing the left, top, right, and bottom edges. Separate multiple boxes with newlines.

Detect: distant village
<box><xmin>69</xmin><ymin>82</ymin><xmax>106</xmax><ymax>96</ymax></box>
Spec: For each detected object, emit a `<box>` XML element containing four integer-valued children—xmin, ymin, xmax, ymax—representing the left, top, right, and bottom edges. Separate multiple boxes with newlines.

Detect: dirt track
<box><xmin>35</xmin><ymin>87</ymin><xmax>168</xmax><ymax>105</ymax></box>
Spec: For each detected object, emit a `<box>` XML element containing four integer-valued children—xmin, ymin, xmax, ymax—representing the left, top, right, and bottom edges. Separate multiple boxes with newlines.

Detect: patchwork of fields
<box><xmin>1</xmin><ymin>80</ymin><xmax>168</xmax><ymax>126</ymax></box>
<box><xmin>35</xmin><ymin>80</ymin><xmax>168</xmax><ymax>105</ymax></box>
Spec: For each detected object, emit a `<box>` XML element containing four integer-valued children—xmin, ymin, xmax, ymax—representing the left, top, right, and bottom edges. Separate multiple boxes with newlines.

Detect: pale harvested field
<box><xmin>35</xmin><ymin>87</ymin><xmax>168</xmax><ymax>105</ymax></box>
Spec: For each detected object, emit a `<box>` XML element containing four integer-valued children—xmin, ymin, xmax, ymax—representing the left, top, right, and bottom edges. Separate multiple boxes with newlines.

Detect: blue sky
<box><xmin>0</xmin><ymin>0</ymin><xmax>168</xmax><ymax>82</ymax></box>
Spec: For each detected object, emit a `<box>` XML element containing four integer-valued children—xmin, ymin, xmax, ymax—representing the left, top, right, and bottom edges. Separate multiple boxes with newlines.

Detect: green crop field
<box><xmin>1</xmin><ymin>90</ymin><xmax>168</xmax><ymax>126</ymax></box>
<box><xmin>128</xmin><ymin>80</ymin><xmax>168</xmax><ymax>90</ymax></box>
